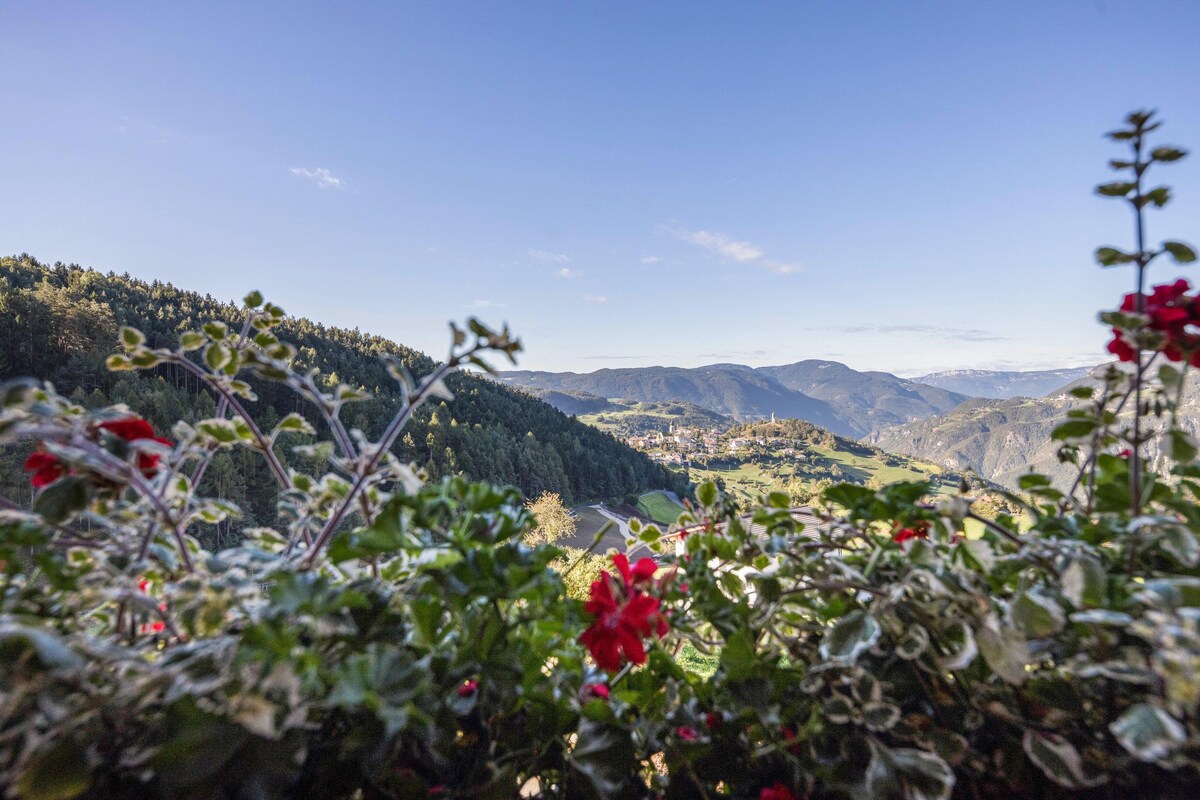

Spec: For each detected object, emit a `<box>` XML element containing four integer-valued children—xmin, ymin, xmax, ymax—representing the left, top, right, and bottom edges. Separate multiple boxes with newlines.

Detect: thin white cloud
<box><xmin>679</xmin><ymin>229</ymin><xmax>763</xmax><ymax>261</ymax></box>
<box><xmin>668</xmin><ymin>226</ymin><xmax>801</xmax><ymax>274</ymax></box>
<box><xmin>528</xmin><ymin>249</ymin><xmax>570</xmax><ymax>263</ymax></box>
<box><xmin>556</xmin><ymin>267</ymin><xmax>579</xmax><ymax>279</ymax></box>
<box><xmin>582</xmin><ymin>294</ymin><xmax>608</xmax><ymax>304</ymax></box>
<box><xmin>764</xmin><ymin>260</ymin><xmax>800</xmax><ymax>275</ymax></box>
<box><xmin>290</xmin><ymin>167</ymin><xmax>346</xmax><ymax>190</ymax></box>
<box><xmin>465</xmin><ymin>299</ymin><xmax>505</xmax><ymax>310</ymax></box>
<box><xmin>640</xmin><ymin>256</ymin><xmax>663</xmax><ymax>264</ymax></box>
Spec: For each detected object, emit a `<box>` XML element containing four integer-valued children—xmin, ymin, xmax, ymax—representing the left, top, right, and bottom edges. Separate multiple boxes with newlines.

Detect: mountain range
<box><xmin>871</xmin><ymin>367</ymin><xmax>1200</xmax><ymax>488</ymax></box>
<box><xmin>913</xmin><ymin>367</ymin><xmax>1096</xmax><ymax>399</ymax></box>
<box><xmin>501</xmin><ymin>361</ymin><xmax>968</xmax><ymax>438</ymax></box>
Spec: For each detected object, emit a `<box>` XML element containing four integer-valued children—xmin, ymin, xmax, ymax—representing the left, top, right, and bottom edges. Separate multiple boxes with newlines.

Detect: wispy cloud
<box><xmin>640</xmin><ymin>256</ymin><xmax>663</xmax><ymax>264</ymax></box>
<box><xmin>820</xmin><ymin>323</ymin><xmax>1006</xmax><ymax>343</ymax></box>
<box><xmin>290</xmin><ymin>167</ymin><xmax>346</xmax><ymax>190</ymax></box>
<box><xmin>465</xmin><ymin>299</ymin><xmax>505</xmax><ymax>310</ymax></box>
<box><xmin>529</xmin><ymin>249</ymin><xmax>570</xmax><ymax>264</ymax></box>
<box><xmin>678</xmin><ymin>229</ymin><xmax>763</xmax><ymax>262</ymax></box>
<box><xmin>581</xmin><ymin>294</ymin><xmax>608</xmax><ymax>304</ymax></box>
<box><xmin>556</xmin><ymin>267</ymin><xmax>579</xmax><ymax>279</ymax></box>
<box><xmin>764</xmin><ymin>259</ymin><xmax>800</xmax><ymax>275</ymax></box>
<box><xmin>668</xmin><ymin>226</ymin><xmax>801</xmax><ymax>274</ymax></box>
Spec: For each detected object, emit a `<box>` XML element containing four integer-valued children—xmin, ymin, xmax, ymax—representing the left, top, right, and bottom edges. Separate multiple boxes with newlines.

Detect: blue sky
<box><xmin>3</xmin><ymin>1</ymin><xmax>1198</xmax><ymax>375</ymax></box>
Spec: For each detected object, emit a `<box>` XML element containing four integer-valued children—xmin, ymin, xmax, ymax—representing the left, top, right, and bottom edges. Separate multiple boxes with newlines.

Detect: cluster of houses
<box><xmin>625</xmin><ymin>423</ymin><xmax>790</xmax><ymax>465</ymax></box>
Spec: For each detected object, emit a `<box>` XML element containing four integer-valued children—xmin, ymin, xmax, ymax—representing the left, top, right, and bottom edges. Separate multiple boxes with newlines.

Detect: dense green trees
<box><xmin>0</xmin><ymin>255</ymin><xmax>685</xmax><ymax>544</ymax></box>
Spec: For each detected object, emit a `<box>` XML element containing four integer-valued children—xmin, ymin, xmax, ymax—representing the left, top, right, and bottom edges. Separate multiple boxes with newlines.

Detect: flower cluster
<box><xmin>578</xmin><ymin>554</ymin><xmax>670</xmax><ymax>671</ymax></box>
<box><xmin>1107</xmin><ymin>279</ymin><xmax>1200</xmax><ymax>365</ymax></box>
<box><xmin>23</xmin><ymin>416</ymin><xmax>171</xmax><ymax>489</ymax></box>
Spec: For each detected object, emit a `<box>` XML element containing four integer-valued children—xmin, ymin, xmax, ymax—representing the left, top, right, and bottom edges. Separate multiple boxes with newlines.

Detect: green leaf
<box><xmin>977</xmin><ymin>622</ymin><xmax>1029</xmax><ymax>684</ymax></box>
<box><xmin>204</xmin><ymin>342</ymin><xmax>231</xmax><ymax>371</ymax></box>
<box><xmin>821</xmin><ymin>693</ymin><xmax>853</xmax><ymax>724</ymax></box>
<box><xmin>1011</xmin><ymin>590</ymin><xmax>1066</xmax><ymax>637</ymax></box>
<box><xmin>1150</xmin><ymin>146</ymin><xmax>1187</xmax><ymax>163</ymax></box>
<box><xmin>1096</xmin><ymin>181</ymin><xmax>1136</xmax><ymax>197</ymax></box>
<box><xmin>569</xmin><ymin>719</ymin><xmax>637</xmax><ymax>800</ymax></box>
<box><xmin>178</xmin><ymin>331</ymin><xmax>206</xmax><ymax>351</ymax></box>
<box><xmin>1051</xmin><ymin>419</ymin><xmax>1096</xmax><ymax>441</ymax></box>
<box><xmin>819</xmin><ymin>610</ymin><xmax>881</xmax><ymax>664</ymax></box>
<box><xmin>0</xmin><ymin>623</ymin><xmax>83</xmax><ymax>669</ymax></box>
<box><xmin>1095</xmin><ymin>246</ymin><xmax>1136</xmax><ymax>266</ymax></box>
<box><xmin>275</xmin><ymin>413</ymin><xmax>315</xmax><ymax>436</ymax></box>
<box><xmin>719</xmin><ymin>629</ymin><xmax>757</xmax><ymax>682</ymax></box>
<box><xmin>33</xmin><ymin>476</ymin><xmax>91</xmax><ymax>524</ymax></box>
<box><xmin>861</xmin><ymin>701</ymin><xmax>901</xmax><ymax>732</ymax></box>
<box><xmin>202</xmin><ymin>321</ymin><xmax>228</xmax><ymax>340</ymax></box>
<box><xmin>1068</xmin><ymin>386</ymin><xmax>1094</xmax><ymax>399</ymax></box>
<box><xmin>895</xmin><ymin>623</ymin><xmax>930</xmax><ymax>661</ymax></box>
<box><xmin>894</xmin><ymin>752</ymin><xmax>955</xmax><ymax>800</ymax></box>
<box><xmin>938</xmin><ymin>622</ymin><xmax>977</xmax><ymax>670</ymax></box>
<box><xmin>1110</xmin><ymin>704</ymin><xmax>1186</xmax><ymax>764</ymax></box>
<box><xmin>1144</xmin><ymin>186</ymin><xmax>1171</xmax><ymax>207</ymax></box>
<box><xmin>105</xmin><ymin>354</ymin><xmax>134</xmax><ymax>371</ymax></box>
<box><xmin>15</xmin><ymin>739</ymin><xmax>90</xmax><ymax>800</ymax></box>
<box><xmin>1021</xmin><ymin>731</ymin><xmax>1107</xmax><ymax>789</ymax></box>
<box><xmin>696</xmin><ymin>481</ymin><xmax>717</xmax><ymax>507</ymax></box>
<box><xmin>1158</xmin><ymin>523</ymin><xmax>1200</xmax><ymax>566</ymax></box>
<box><xmin>244</xmin><ymin>289</ymin><xmax>264</xmax><ymax>308</ymax></box>
<box><xmin>1060</xmin><ymin>556</ymin><xmax>1106</xmax><ymax>608</ymax></box>
<box><xmin>119</xmin><ymin>326</ymin><xmax>145</xmax><ymax>350</ymax></box>
<box><xmin>821</xmin><ymin>483</ymin><xmax>875</xmax><ymax>509</ymax></box>
<box><xmin>1162</xmin><ymin>240</ymin><xmax>1197</xmax><ymax>264</ymax></box>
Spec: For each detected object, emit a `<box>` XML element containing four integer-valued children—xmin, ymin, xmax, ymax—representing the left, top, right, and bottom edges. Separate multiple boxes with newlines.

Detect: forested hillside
<box><xmin>0</xmin><ymin>255</ymin><xmax>685</xmax><ymax>538</ymax></box>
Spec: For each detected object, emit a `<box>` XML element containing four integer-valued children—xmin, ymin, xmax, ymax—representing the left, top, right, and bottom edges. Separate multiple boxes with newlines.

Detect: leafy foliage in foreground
<box><xmin>1</xmin><ymin>112</ymin><xmax>1200</xmax><ymax>799</ymax></box>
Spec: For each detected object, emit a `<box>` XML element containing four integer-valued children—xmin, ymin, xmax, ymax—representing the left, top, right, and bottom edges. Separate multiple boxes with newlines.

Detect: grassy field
<box><xmin>637</xmin><ymin>491</ymin><xmax>685</xmax><ymax>525</ymax></box>
<box><xmin>686</xmin><ymin>444</ymin><xmax>959</xmax><ymax>505</ymax></box>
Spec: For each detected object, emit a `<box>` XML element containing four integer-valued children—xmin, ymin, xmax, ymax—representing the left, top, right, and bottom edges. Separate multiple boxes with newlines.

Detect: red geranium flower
<box><xmin>99</xmin><ymin>418</ymin><xmax>158</xmax><ymax>441</ymax></box>
<box><xmin>760</xmin><ymin>782</ymin><xmax>798</xmax><ymax>800</ymax></box>
<box><xmin>24</xmin><ymin>450</ymin><xmax>64</xmax><ymax>488</ymax></box>
<box><xmin>704</xmin><ymin>711</ymin><xmax>722</xmax><ymax>729</ymax></box>
<box><xmin>611</xmin><ymin>553</ymin><xmax>657</xmax><ymax>587</ymax></box>
<box><xmin>1109</xmin><ymin>280</ymin><xmax>1200</xmax><ymax>366</ymax></box>
<box><xmin>457</xmin><ymin>679</ymin><xmax>478</xmax><ymax>698</ymax></box>
<box><xmin>584</xmin><ymin>683</ymin><xmax>611</xmax><ymax>700</ymax></box>
<box><xmin>676</xmin><ymin>726</ymin><xmax>699</xmax><ymax>742</ymax></box>
<box><xmin>892</xmin><ymin>521</ymin><xmax>929</xmax><ymax>543</ymax></box>
<box><xmin>579</xmin><ymin>555</ymin><xmax>670</xmax><ymax>671</ymax></box>
<box><xmin>99</xmin><ymin>417</ymin><xmax>172</xmax><ymax>476</ymax></box>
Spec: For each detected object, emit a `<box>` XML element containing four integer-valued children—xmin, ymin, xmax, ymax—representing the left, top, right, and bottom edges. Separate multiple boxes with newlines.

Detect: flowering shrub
<box><xmin>1</xmin><ymin>111</ymin><xmax>1199</xmax><ymax>799</ymax></box>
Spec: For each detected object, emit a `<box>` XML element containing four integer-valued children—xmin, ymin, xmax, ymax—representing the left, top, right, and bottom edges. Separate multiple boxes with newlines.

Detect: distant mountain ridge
<box><xmin>501</xmin><ymin>360</ymin><xmax>970</xmax><ymax>438</ymax></box>
<box><xmin>914</xmin><ymin>367</ymin><xmax>1096</xmax><ymax>399</ymax></box>
<box><xmin>870</xmin><ymin>365</ymin><xmax>1200</xmax><ymax>489</ymax></box>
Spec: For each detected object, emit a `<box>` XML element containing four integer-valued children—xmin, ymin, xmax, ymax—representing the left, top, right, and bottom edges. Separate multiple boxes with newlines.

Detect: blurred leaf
<box><xmin>1110</xmin><ymin>704</ymin><xmax>1186</xmax><ymax>764</ymax></box>
<box><xmin>1095</xmin><ymin>246</ymin><xmax>1136</xmax><ymax>266</ymax></box>
<box><xmin>1012</xmin><ymin>591</ymin><xmax>1066</xmax><ymax>637</ymax></box>
<box><xmin>1150</xmin><ymin>146</ymin><xmax>1187</xmax><ymax>163</ymax></box>
<box><xmin>819</xmin><ymin>610</ymin><xmax>880</xmax><ymax>664</ymax></box>
<box><xmin>978</xmin><ymin>623</ymin><xmax>1028</xmax><ymax>684</ymax></box>
<box><xmin>1162</xmin><ymin>240</ymin><xmax>1197</xmax><ymax>264</ymax></box>
<box><xmin>33</xmin><ymin>476</ymin><xmax>91</xmax><ymax>524</ymax></box>
<box><xmin>15</xmin><ymin>739</ymin><xmax>90</xmax><ymax>800</ymax></box>
<box><xmin>1096</xmin><ymin>181</ymin><xmax>1136</xmax><ymax>197</ymax></box>
<box><xmin>1022</xmin><ymin>731</ymin><xmax>1107</xmax><ymax>788</ymax></box>
<box><xmin>570</xmin><ymin>719</ymin><xmax>637</xmax><ymax>800</ymax></box>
